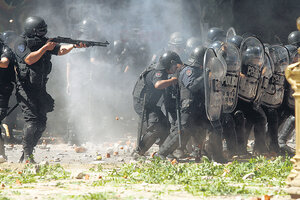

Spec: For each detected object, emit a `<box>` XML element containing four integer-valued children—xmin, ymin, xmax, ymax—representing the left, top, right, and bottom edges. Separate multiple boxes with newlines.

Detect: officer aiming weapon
<box><xmin>50</xmin><ymin>36</ymin><xmax>109</xmax><ymax>47</ymax></box>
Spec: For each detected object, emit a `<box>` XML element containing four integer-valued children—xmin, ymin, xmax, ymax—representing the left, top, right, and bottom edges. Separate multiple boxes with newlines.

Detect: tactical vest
<box><xmin>16</xmin><ymin>36</ymin><xmax>52</xmax><ymax>88</ymax></box>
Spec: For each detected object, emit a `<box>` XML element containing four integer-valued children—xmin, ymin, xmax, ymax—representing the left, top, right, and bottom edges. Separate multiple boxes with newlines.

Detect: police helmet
<box><xmin>168</xmin><ymin>32</ymin><xmax>185</xmax><ymax>46</ymax></box>
<box><xmin>186</xmin><ymin>46</ymin><xmax>207</xmax><ymax>67</ymax></box>
<box><xmin>24</xmin><ymin>16</ymin><xmax>47</xmax><ymax>37</ymax></box>
<box><xmin>227</xmin><ymin>35</ymin><xmax>243</xmax><ymax>49</ymax></box>
<box><xmin>156</xmin><ymin>51</ymin><xmax>183</xmax><ymax>70</ymax></box>
<box><xmin>0</xmin><ymin>30</ymin><xmax>17</xmax><ymax>45</ymax></box>
<box><xmin>243</xmin><ymin>46</ymin><xmax>264</xmax><ymax>66</ymax></box>
<box><xmin>288</xmin><ymin>31</ymin><xmax>300</xmax><ymax>47</ymax></box>
<box><xmin>186</xmin><ymin>37</ymin><xmax>202</xmax><ymax>54</ymax></box>
<box><xmin>209</xmin><ymin>41</ymin><xmax>224</xmax><ymax>52</ymax></box>
<box><xmin>207</xmin><ymin>27</ymin><xmax>225</xmax><ymax>43</ymax></box>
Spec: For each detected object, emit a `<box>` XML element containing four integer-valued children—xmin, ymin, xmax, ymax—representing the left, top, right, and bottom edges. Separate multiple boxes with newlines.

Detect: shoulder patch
<box><xmin>17</xmin><ymin>44</ymin><xmax>25</xmax><ymax>52</ymax></box>
<box><xmin>186</xmin><ymin>69</ymin><xmax>193</xmax><ymax>76</ymax></box>
<box><xmin>155</xmin><ymin>72</ymin><xmax>162</xmax><ymax>78</ymax></box>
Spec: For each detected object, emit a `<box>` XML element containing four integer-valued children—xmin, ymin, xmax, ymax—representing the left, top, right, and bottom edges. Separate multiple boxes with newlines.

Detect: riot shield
<box><xmin>238</xmin><ymin>36</ymin><xmax>265</xmax><ymax>102</ymax></box>
<box><xmin>204</xmin><ymin>48</ymin><xmax>226</xmax><ymax>122</ymax></box>
<box><xmin>226</xmin><ymin>27</ymin><xmax>236</xmax><ymax>41</ymax></box>
<box><xmin>253</xmin><ymin>52</ymin><xmax>273</xmax><ymax>107</ymax></box>
<box><xmin>261</xmin><ymin>45</ymin><xmax>289</xmax><ymax>108</ymax></box>
<box><xmin>216</xmin><ymin>42</ymin><xmax>241</xmax><ymax>113</ymax></box>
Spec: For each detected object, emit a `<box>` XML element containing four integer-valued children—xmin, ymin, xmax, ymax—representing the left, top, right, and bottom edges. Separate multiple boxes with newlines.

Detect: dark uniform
<box><xmin>133</xmin><ymin>65</ymin><xmax>170</xmax><ymax>155</ymax></box>
<box><xmin>14</xmin><ymin>17</ymin><xmax>61</xmax><ymax>162</ymax></box>
<box><xmin>158</xmin><ymin>65</ymin><xmax>206</xmax><ymax>158</ymax></box>
<box><xmin>158</xmin><ymin>46</ymin><xmax>227</xmax><ymax>163</ymax></box>
<box><xmin>0</xmin><ymin>42</ymin><xmax>16</xmax><ymax>158</ymax></box>
<box><xmin>133</xmin><ymin>51</ymin><xmax>182</xmax><ymax>156</ymax></box>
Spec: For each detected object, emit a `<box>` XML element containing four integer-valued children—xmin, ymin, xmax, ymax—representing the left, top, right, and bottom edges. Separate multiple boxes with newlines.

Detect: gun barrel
<box><xmin>50</xmin><ymin>37</ymin><xmax>109</xmax><ymax>47</ymax></box>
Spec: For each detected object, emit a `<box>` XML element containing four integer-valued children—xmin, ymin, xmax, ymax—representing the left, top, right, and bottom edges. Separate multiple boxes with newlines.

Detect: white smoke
<box><xmin>21</xmin><ymin>0</ymin><xmax>205</xmax><ymax>143</ymax></box>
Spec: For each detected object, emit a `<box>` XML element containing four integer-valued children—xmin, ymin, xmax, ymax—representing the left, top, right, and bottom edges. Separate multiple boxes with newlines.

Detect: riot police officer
<box><xmin>157</xmin><ymin>46</ymin><xmax>227</xmax><ymax>163</ymax></box>
<box><xmin>236</xmin><ymin>36</ymin><xmax>269</xmax><ymax>155</ymax></box>
<box><xmin>132</xmin><ymin>51</ymin><xmax>182</xmax><ymax>156</ymax></box>
<box><xmin>0</xmin><ymin>37</ymin><xmax>16</xmax><ymax>160</ymax></box>
<box><xmin>277</xmin><ymin>44</ymin><xmax>299</xmax><ymax>156</ymax></box>
<box><xmin>206</xmin><ymin>27</ymin><xmax>226</xmax><ymax>46</ymax></box>
<box><xmin>0</xmin><ymin>30</ymin><xmax>21</xmax><ymax>144</ymax></box>
<box><xmin>14</xmin><ymin>16</ymin><xmax>86</xmax><ymax>163</ymax></box>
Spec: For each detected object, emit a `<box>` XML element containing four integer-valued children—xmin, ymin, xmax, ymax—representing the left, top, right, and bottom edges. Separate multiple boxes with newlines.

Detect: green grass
<box><xmin>0</xmin><ymin>156</ymin><xmax>292</xmax><ymax>198</ymax></box>
<box><xmin>91</xmin><ymin>156</ymin><xmax>292</xmax><ymax>196</ymax></box>
<box><xmin>0</xmin><ymin>163</ymin><xmax>70</xmax><ymax>185</ymax></box>
<box><xmin>63</xmin><ymin>191</ymin><xmax>135</xmax><ymax>200</ymax></box>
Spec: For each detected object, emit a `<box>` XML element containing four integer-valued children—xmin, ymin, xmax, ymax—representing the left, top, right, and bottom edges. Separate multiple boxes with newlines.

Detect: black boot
<box><xmin>278</xmin><ymin>116</ymin><xmax>295</xmax><ymax>149</ymax></box>
<box><xmin>205</xmin><ymin>133</ymin><xmax>227</xmax><ymax>163</ymax></box>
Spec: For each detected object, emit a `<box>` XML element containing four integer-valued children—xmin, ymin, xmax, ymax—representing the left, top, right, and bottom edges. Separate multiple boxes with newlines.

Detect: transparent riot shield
<box><xmin>238</xmin><ymin>36</ymin><xmax>265</xmax><ymax>102</ymax></box>
<box><xmin>226</xmin><ymin>27</ymin><xmax>236</xmax><ymax>40</ymax></box>
<box><xmin>254</xmin><ymin>52</ymin><xmax>273</xmax><ymax>107</ymax></box>
<box><xmin>204</xmin><ymin>48</ymin><xmax>226</xmax><ymax>122</ymax></box>
<box><xmin>216</xmin><ymin>42</ymin><xmax>241</xmax><ymax>113</ymax></box>
<box><xmin>261</xmin><ymin>45</ymin><xmax>289</xmax><ymax>108</ymax></box>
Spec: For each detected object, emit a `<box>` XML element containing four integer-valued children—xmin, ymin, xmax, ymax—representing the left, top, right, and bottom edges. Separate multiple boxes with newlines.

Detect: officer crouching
<box><xmin>132</xmin><ymin>51</ymin><xmax>182</xmax><ymax>156</ymax></box>
<box><xmin>14</xmin><ymin>16</ymin><xmax>86</xmax><ymax>163</ymax></box>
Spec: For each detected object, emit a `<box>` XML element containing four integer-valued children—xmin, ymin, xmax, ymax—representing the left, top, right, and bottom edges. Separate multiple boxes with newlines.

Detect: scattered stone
<box><xmin>84</xmin><ymin>174</ymin><xmax>90</xmax><ymax>180</ymax></box>
<box><xmin>54</xmin><ymin>158</ymin><xmax>61</xmax><ymax>162</ymax></box>
<box><xmin>75</xmin><ymin>172</ymin><xmax>86</xmax><ymax>179</ymax></box>
<box><xmin>75</xmin><ymin>146</ymin><xmax>87</xmax><ymax>153</ymax></box>
<box><xmin>113</xmin><ymin>152</ymin><xmax>119</xmax><ymax>156</ymax></box>
<box><xmin>106</xmin><ymin>153</ymin><xmax>111</xmax><ymax>158</ymax></box>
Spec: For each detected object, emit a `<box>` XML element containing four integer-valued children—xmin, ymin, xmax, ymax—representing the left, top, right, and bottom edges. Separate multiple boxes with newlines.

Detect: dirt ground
<box><xmin>0</xmin><ymin>140</ymin><xmax>294</xmax><ymax>200</ymax></box>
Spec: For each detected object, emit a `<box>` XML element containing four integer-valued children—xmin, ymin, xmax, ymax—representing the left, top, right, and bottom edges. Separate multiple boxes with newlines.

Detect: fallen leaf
<box><xmin>113</xmin><ymin>152</ymin><xmax>118</xmax><ymax>156</ymax></box>
<box><xmin>171</xmin><ymin>159</ymin><xmax>178</xmax><ymax>165</ymax></box>
<box><xmin>120</xmin><ymin>146</ymin><xmax>124</xmax><ymax>150</ymax></box>
<box><xmin>151</xmin><ymin>152</ymin><xmax>157</xmax><ymax>158</ymax></box>
<box><xmin>84</xmin><ymin>174</ymin><xmax>90</xmax><ymax>180</ymax></box>
<box><xmin>106</xmin><ymin>153</ymin><xmax>110</xmax><ymax>158</ymax></box>
<box><xmin>98</xmin><ymin>175</ymin><xmax>102</xmax><ymax>179</ymax></box>
<box><xmin>17</xmin><ymin>171</ymin><xmax>22</xmax><ymax>175</ymax></box>
<box><xmin>16</xmin><ymin>179</ymin><xmax>22</xmax><ymax>185</ymax></box>
<box><xmin>264</xmin><ymin>195</ymin><xmax>271</xmax><ymax>200</ymax></box>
